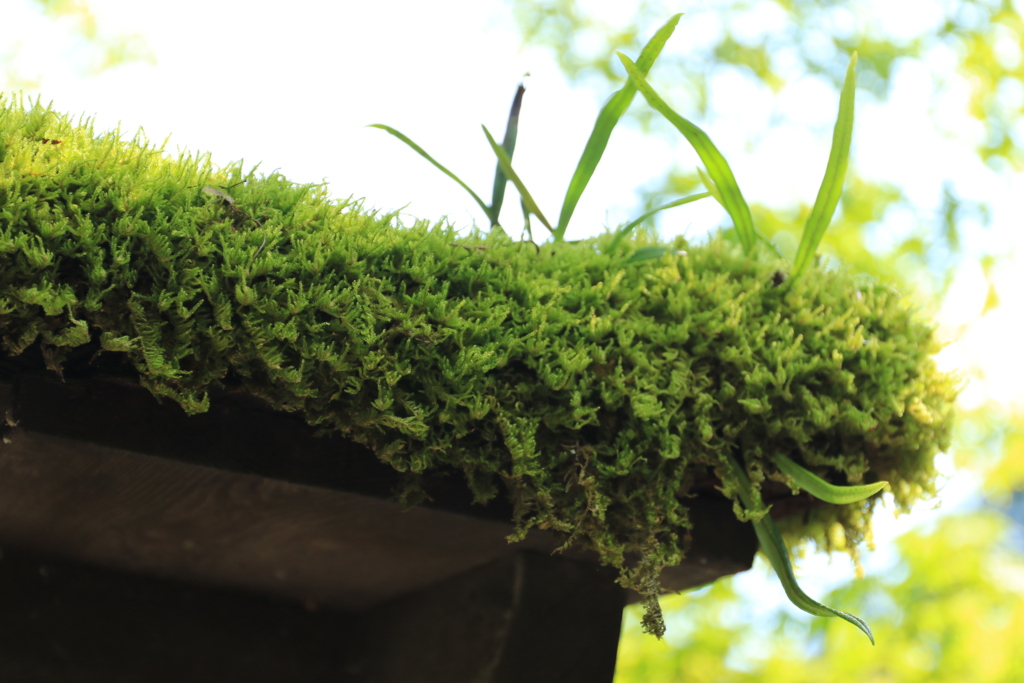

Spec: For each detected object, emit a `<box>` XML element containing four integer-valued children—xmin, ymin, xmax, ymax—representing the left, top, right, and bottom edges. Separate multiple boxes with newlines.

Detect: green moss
<box><xmin>0</xmin><ymin>95</ymin><xmax>957</xmax><ymax>616</ymax></box>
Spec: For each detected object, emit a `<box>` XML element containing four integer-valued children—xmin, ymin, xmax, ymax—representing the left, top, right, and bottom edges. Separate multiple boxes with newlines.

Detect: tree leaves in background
<box><xmin>616</xmin><ymin>512</ymin><xmax>1024</xmax><ymax>682</ymax></box>
<box><xmin>505</xmin><ymin>0</ymin><xmax>1008</xmax><ymax>281</ymax></box>
<box><xmin>29</xmin><ymin>0</ymin><xmax>152</xmax><ymax>74</ymax></box>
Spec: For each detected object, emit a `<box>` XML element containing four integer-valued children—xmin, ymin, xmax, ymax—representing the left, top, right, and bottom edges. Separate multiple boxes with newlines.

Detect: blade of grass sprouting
<box><xmin>490</xmin><ymin>82</ymin><xmax>527</xmax><ymax>227</ymax></box>
<box><xmin>624</xmin><ymin>246</ymin><xmax>670</xmax><ymax>264</ymax></box>
<box><xmin>752</xmin><ymin>506</ymin><xmax>875</xmax><ymax>644</ymax></box>
<box><xmin>775</xmin><ymin>453</ymin><xmax>888</xmax><ymax>504</ymax></box>
<box><xmin>723</xmin><ymin>453</ymin><xmax>876</xmax><ymax>645</ymax></box>
<box><xmin>696</xmin><ymin>167</ymin><xmax>722</xmax><ymax>205</ymax></box>
<box><xmin>553</xmin><ymin>13</ymin><xmax>682</xmax><ymax>241</ymax></box>
<box><xmin>607</xmin><ymin>191</ymin><xmax>711</xmax><ymax>255</ymax></box>
<box><xmin>756</xmin><ymin>232</ymin><xmax>785</xmax><ymax>258</ymax></box>
<box><xmin>701</xmin><ymin>164</ymin><xmax>784</xmax><ymax>256</ymax></box>
<box><xmin>482</xmin><ymin>125</ymin><xmax>552</xmax><ymax>233</ymax></box>
<box><xmin>521</xmin><ymin>197</ymin><xmax>534</xmax><ymax>243</ymax></box>
<box><xmin>792</xmin><ymin>53</ymin><xmax>858</xmax><ymax>277</ymax></box>
<box><xmin>369</xmin><ymin>124</ymin><xmax>494</xmax><ymax>223</ymax></box>
<box><xmin>618</xmin><ymin>53</ymin><xmax>757</xmax><ymax>255</ymax></box>
<box><xmin>700</xmin><ymin>166</ymin><xmax>782</xmax><ymax>255</ymax></box>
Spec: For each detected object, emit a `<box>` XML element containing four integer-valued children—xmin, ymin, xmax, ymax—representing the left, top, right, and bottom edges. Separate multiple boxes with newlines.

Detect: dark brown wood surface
<box><xmin>0</xmin><ymin>546</ymin><xmax>357</xmax><ymax>682</ymax></box>
<box><xmin>0</xmin><ymin>372</ymin><xmax>755</xmax><ymax>608</ymax></box>
<box><xmin>352</xmin><ymin>552</ymin><xmax>625</xmax><ymax>683</ymax></box>
<box><xmin>0</xmin><ymin>545</ymin><xmax>624</xmax><ymax>683</ymax></box>
<box><xmin>0</xmin><ymin>425</ymin><xmax>572</xmax><ymax>610</ymax></box>
<box><xmin>0</xmin><ymin>364</ymin><xmax>757</xmax><ymax>681</ymax></box>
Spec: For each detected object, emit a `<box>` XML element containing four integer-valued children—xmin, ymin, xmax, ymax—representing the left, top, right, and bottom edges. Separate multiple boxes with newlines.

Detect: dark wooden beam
<box><xmin>0</xmin><ymin>546</ymin><xmax>356</xmax><ymax>682</ymax></box>
<box><xmin>0</xmin><ymin>367</ymin><xmax>757</xmax><ymax>681</ymax></box>
<box><xmin>353</xmin><ymin>552</ymin><xmax>625</xmax><ymax>683</ymax></box>
<box><xmin>0</xmin><ymin>372</ymin><xmax>756</xmax><ymax>606</ymax></box>
<box><xmin>0</xmin><ymin>546</ymin><xmax>622</xmax><ymax>682</ymax></box>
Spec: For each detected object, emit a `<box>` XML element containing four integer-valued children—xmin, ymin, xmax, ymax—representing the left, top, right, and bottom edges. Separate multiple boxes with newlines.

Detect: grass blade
<box><xmin>618</xmin><ymin>53</ymin><xmax>757</xmax><ymax>255</ymax></box>
<box><xmin>553</xmin><ymin>13</ymin><xmax>682</xmax><ymax>241</ymax></box>
<box><xmin>369</xmin><ymin>123</ymin><xmax>494</xmax><ymax>223</ymax></box>
<box><xmin>775</xmin><ymin>453</ymin><xmax>888</xmax><ymax>504</ymax></box>
<box><xmin>723</xmin><ymin>453</ymin><xmax>876</xmax><ymax>645</ymax></box>
<box><xmin>792</xmin><ymin>53</ymin><xmax>858</xmax><ymax>277</ymax></box>
<box><xmin>624</xmin><ymin>246</ymin><xmax>670</xmax><ymax>264</ymax></box>
<box><xmin>696</xmin><ymin>169</ymin><xmax>782</xmax><ymax>258</ymax></box>
<box><xmin>752</xmin><ymin>507</ymin><xmax>875</xmax><ymax>645</ymax></box>
<box><xmin>482</xmin><ymin>125</ymin><xmax>552</xmax><ymax>233</ymax></box>
<box><xmin>696</xmin><ymin>167</ymin><xmax>722</xmax><ymax>205</ymax></box>
<box><xmin>606</xmin><ymin>191</ymin><xmax>711</xmax><ymax>255</ymax></box>
<box><xmin>490</xmin><ymin>82</ymin><xmax>527</xmax><ymax>227</ymax></box>
<box><xmin>697</xmin><ymin>167</ymin><xmax>784</xmax><ymax>257</ymax></box>
<box><xmin>520</xmin><ymin>197</ymin><xmax>533</xmax><ymax>242</ymax></box>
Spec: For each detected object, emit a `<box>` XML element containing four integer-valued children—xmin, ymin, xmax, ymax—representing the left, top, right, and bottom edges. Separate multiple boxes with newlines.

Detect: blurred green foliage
<box><xmin>615</xmin><ymin>511</ymin><xmax>1024</xmax><ymax>681</ymax></box>
<box><xmin>32</xmin><ymin>0</ymin><xmax>146</xmax><ymax>71</ymax></box>
<box><xmin>507</xmin><ymin>0</ymin><xmax>1019</xmax><ymax>290</ymax></box>
<box><xmin>505</xmin><ymin>0</ymin><xmax>1024</xmax><ymax>677</ymax></box>
<box><xmin>3</xmin><ymin>0</ymin><xmax>152</xmax><ymax>89</ymax></box>
<box><xmin>509</xmin><ymin>0</ymin><xmax>1024</xmax><ymax>162</ymax></box>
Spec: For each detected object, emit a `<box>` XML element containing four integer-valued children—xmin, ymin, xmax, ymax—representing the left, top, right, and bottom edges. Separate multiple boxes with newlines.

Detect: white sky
<box><xmin>3</xmin><ymin>0</ymin><xmax>692</xmax><ymax>237</ymax></box>
<box><xmin>5</xmin><ymin>0</ymin><xmax>1024</xmax><ymax>649</ymax></box>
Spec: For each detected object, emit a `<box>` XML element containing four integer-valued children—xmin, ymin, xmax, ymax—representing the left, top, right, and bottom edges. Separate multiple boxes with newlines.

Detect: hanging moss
<box><xmin>0</xmin><ymin>96</ymin><xmax>957</xmax><ymax>615</ymax></box>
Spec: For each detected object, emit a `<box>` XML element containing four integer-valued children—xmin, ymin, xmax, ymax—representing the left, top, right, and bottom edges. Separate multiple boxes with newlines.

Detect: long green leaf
<box><xmin>775</xmin><ymin>453</ymin><xmax>888</xmax><ymax>504</ymax></box>
<box><xmin>752</xmin><ymin>507</ymin><xmax>875</xmax><ymax>644</ymax></box>
<box><xmin>490</xmin><ymin>82</ymin><xmax>527</xmax><ymax>227</ymax></box>
<box><xmin>482</xmin><ymin>125</ymin><xmax>552</xmax><ymax>232</ymax></box>
<box><xmin>696</xmin><ymin>167</ymin><xmax>722</xmax><ymax>205</ymax></box>
<box><xmin>618</xmin><ymin>53</ymin><xmax>757</xmax><ymax>255</ymax></box>
<box><xmin>623</xmin><ymin>246</ymin><xmax>670</xmax><ymax>264</ymax></box>
<box><xmin>606</xmin><ymin>191</ymin><xmax>711</xmax><ymax>255</ymax></box>
<box><xmin>368</xmin><ymin>124</ymin><xmax>494</xmax><ymax>223</ymax></box>
<box><xmin>792</xmin><ymin>53</ymin><xmax>858</xmax><ymax>277</ymax></box>
<box><xmin>553</xmin><ymin>13</ymin><xmax>682</xmax><ymax>241</ymax></box>
<box><xmin>698</xmin><ymin>167</ymin><xmax>784</xmax><ymax>257</ymax></box>
<box><xmin>723</xmin><ymin>453</ymin><xmax>875</xmax><ymax>645</ymax></box>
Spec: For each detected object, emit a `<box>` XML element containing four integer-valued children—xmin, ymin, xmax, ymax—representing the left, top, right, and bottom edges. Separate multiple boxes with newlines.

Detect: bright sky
<box><xmin>5</xmin><ymin>0</ymin><xmax>1024</xmax><ymax>644</ymax></box>
<box><xmin>4</xmin><ymin>0</ymin><xmax>675</xmax><ymax>237</ymax></box>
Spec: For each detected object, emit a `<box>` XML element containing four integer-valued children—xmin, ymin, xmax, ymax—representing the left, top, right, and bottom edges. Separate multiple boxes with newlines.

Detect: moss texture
<box><xmin>0</xmin><ymin>96</ymin><xmax>957</xmax><ymax>599</ymax></box>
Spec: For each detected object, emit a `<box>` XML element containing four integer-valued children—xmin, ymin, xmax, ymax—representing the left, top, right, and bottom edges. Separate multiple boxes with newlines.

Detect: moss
<box><xmin>0</xmin><ymin>96</ymin><xmax>957</xmax><ymax>611</ymax></box>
